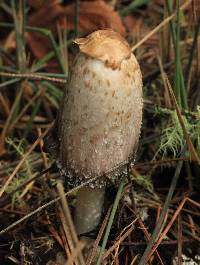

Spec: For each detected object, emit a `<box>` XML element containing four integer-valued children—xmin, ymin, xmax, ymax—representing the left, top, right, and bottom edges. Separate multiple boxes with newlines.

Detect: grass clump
<box><xmin>5</xmin><ymin>137</ymin><xmax>35</xmax><ymax>206</ymax></box>
<box><xmin>156</xmin><ymin>107</ymin><xmax>200</xmax><ymax>158</ymax></box>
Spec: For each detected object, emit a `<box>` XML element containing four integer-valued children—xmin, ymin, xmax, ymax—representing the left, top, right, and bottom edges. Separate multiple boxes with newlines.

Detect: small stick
<box><xmin>9</xmin><ymin>89</ymin><xmax>45</xmax><ymax>133</ymax></box>
<box><xmin>0</xmin><ymin>162</ymin><xmax>129</xmax><ymax>235</ymax></box>
<box><xmin>58</xmin><ymin>205</ymin><xmax>74</xmax><ymax>260</ymax></box>
<box><xmin>131</xmin><ymin>0</ymin><xmax>192</xmax><ymax>51</ymax></box>
<box><xmin>0</xmin><ymin>72</ymin><xmax>67</xmax><ymax>83</ymax></box>
<box><xmin>96</xmin><ymin>177</ymin><xmax>126</xmax><ymax>265</ymax></box>
<box><xmin>65</xmin><ymin>241</ymin><xmax>85</xmax><ymax>265</ymax></box>
<box><xmin>57</xmin><ymin>181</ymin><xmax>86</xmax><ymax>265</ymax></box>
<box><xmin>138</xmin><ymin>150</ymin><xmax>185</xmax><ymax>265</ymax></box>
<box><xmin>148</xmin><ymin>195</ymin><xmax>200</xmax><ymax>262</ymax></box>
<box><xmin>138</xmin><ymin>219</ymin><xmax>164</xmax><ymax>265</ymax></box>
<box><xmin>103</xmin><ymin>220</ymin><xmax>137</xmax><ymax>260</ymax></box>
<box><xmin>87</xmin><ymin>207</ymin><xmax>111</xmax><ymax>265</ymax></box>
<box><xmin>178</xmin><ymin>214</ymin><xmax>183</xmax><ymax>265</ymax></box>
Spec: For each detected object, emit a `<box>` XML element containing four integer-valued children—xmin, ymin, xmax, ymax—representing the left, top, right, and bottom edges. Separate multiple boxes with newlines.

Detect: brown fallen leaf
<box><xmin>60</xmin><ymin>0</ymin><xmax>125</xmax><ymax>34</ymax></box>
<box><xmin>123</xmin><ymin>14</ymin><xmax>158</xmax><ymax>48</ymax></box>
<box><xmin>26</xmin><ymin>0</ymin><xmax>125</xmax><ymax>62</ymax></box>
<box><xmin>28</xmin><ymin>0</ymin><xmax>59</xmax><ymax>10</ymax></box>
<box><xmin>123</xmin><ymin>15</ymin><xmax>144</xmax><ymax>35</ymax></box>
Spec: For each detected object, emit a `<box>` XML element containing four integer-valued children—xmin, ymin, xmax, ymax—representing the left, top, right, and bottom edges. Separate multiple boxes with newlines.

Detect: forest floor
<box><xmin>0</xmin><ymin>1</ymin><xmax>200</xmax><ymax>264</ymax></box>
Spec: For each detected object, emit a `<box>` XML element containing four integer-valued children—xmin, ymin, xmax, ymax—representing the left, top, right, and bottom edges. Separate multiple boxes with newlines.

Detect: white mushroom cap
<box><xmin>54</xmin><ymin>29</ymin><xmax>143</xmax><ymax>187</ymax></box>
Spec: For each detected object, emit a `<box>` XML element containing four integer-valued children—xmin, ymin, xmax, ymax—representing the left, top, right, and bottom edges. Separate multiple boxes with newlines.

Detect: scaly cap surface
<box><xmin>74</xmin><ymin>29</ymin><xmax>131</xmax><ymax>69</ymax></box>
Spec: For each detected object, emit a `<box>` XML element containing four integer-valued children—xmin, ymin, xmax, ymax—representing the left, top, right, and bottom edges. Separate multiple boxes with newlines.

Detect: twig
<box><xmin>8</xmin><ymin>89</ymin><xmax>45</xmax><ymax>133</ymax></box>
<box><xmin>87</xmin><ymin>207</ymin><xmax>111</xmax><ymax>265</ymax></box>
<box><xmin>114</xmin><ymin>238</ymin><xmax>193</xmax><ymax>246</ymax></box>
<box><xmin>137</xmin><ymin>219</ymin><xmax>164</xmax><ymax>265</ymax></box>
<box><xmin>0</xmin><ymin>175</ymin><xmax>100</xmax><ymax>236</ymax></box>
<box><xmin>178</xmin><ymin>214</ymin><xmax>183</xmax><ymax>265</ymax></box>
<box><xmin>0</xmin><ymin>160</ymin><xmax>133</xmax><ymax>235</ymax></box>
<box><xmin>103</xmin><ymin>219</ymin><xmax>137</xmax><ymax>260</ymax></box>
<box><xmin>138</xmin><ymin>149</ymin><xmax>185</xmax><ymax>265</ymax></box>
<box><xmin>185</xmin><ymin>20</ymin><xmax>200</xmax><ymax>90</ymax></box>
<box><xmin>131</xmin><ymin>0</ymin><xmax>192</xmax><ymax>51</ymax></box>
<box><xmin>58</xmin><ymin>205</ymin><xmax>74</xmax><ymax>260</ymax></box>
<box><xmin>148</xmin><ymin>197</ymin><xmax>187</xmax><ymax>260</ymax></box>
<box><xmin>0</xmin><ymin>86</ymin><xmax>22</xmax><ymax>151</ymax></box>
<box><xmin>0</xmin><ymin>72</ymin><xmax>67</xmax><ymax>83</ymax></box>
<box><xmin>96</xmin><ymin>176</ymin><xmax>126</xmax><ymax>265</ymax></box>
<box><xmin>148</xmin><ymin>197</ymin><xmax>200</xmax><ymax>262</ymax></box>
<box><xmin>165</xmin><ymin>77</ymin><xmax>200</xmax><ymax>165</ymax></box>
<box><xmin>56</xmin><ymin>181</ymin><xmax>85</xmax><ymax>265</ymax></box>
<box><xmin>65</xmin><ymin>241</ymin><xmax>85</xmax><ymax>265</ymax></box>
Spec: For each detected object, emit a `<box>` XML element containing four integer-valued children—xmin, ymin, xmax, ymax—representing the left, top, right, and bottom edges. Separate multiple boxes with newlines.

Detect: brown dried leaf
<box><xmin>28</xmin><ymin>0</ymin><xmax>59</xmax><ymax>10</ymax></box>
<box><xmin>123</xmin><ymin>15</ymin><xmax>144</xmax><ymax>34</ymax></box>
<box><xmin>26</xmin><ymin>32</ymin><xmax>51</xmax><ymax>59</ymax></box>
<box><xmin>61</xmin><ymin>0</ymin><xmax>125</xmax><ymax>35</ymax></box>
<box><xmin>27</xmin><ymin>0</ymin><xmax>125</xmax><ymax>60</ymax></box>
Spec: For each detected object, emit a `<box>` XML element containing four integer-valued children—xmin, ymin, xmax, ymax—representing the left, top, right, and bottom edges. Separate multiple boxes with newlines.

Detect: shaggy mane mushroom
<box><xmin>44</xmin><ymin>29</ymin><xmax>143</xmax><ymax>236</ymax></box>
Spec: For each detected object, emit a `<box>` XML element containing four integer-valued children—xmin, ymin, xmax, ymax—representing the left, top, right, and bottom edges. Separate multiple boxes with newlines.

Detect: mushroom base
<box><xmin>74</xmin><ymin>187</ymin><xmax>105</xmax><ymax>235</ymax></box>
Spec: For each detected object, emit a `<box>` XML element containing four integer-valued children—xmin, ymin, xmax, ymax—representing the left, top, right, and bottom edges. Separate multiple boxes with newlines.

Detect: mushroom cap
<box><xmin>46</xmin><ymin>29</ymin><xmax>143</xmax><ymax>188</ymax></box>
<box><xmin>74</xmin><ymin>29</ymin><xmax>131</xmax><ymax>69</ymax></box>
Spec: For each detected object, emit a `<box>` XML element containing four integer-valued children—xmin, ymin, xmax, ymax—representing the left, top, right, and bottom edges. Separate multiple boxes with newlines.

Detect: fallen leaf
<box><xmin>28</xmin><ymin>0</ymin><xmax>59</xmax><ymax>10</ymax></box>
<box><xmin>60</xmin><ymin>0</ymin><xmax>125</xmax><ymax>35</ymax></box>
<box><xmin>123</xmin><ymin>15</ymin><xmax>144</xmax><ymax>34</ymax></box>
<box><xmin>26</xmin><ymin>0</ymin><xmax>125</xmax><ymax>62</ymax></box>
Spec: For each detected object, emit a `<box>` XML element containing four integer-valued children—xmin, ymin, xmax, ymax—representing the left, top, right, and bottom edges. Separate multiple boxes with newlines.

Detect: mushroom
<box><xmin>44</xmin><ymin>29</ymin><xmax>143</xmax><ymax>235</ymax></box>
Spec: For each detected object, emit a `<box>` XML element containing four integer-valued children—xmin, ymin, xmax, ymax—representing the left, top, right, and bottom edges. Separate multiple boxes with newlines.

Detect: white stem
<box><xmin>75</xmin><ymin>187</ymin><xmax>105</xmax><ymax>235</ymax></box>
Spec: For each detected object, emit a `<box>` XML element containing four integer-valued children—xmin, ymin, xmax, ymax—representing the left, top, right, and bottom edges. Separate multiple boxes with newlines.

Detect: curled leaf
<box><xmin>27</xmin><ymin>0</ymin><xmax>125</xmax><ymax>60</ymax></box>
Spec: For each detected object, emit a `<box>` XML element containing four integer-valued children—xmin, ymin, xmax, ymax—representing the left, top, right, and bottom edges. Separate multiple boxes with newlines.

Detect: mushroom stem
<box><xmin>74</xmin><ymin>187</ymin><xmax>105</xmax><ymax>235</ymax></box>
